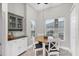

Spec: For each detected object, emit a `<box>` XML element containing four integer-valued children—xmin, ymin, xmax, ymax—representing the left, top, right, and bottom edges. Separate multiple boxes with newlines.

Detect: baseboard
<box><xmin>26</xmin><ymin>44</ymin><xmax>33</xmax><ymax>50</ymax></box>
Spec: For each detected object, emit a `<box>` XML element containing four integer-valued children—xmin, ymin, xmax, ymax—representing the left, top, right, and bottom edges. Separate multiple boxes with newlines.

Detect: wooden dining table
<box><xmin>35</xmin><ymin>36</ymin><xmax>48</xmax><ymax>56</ymax></box>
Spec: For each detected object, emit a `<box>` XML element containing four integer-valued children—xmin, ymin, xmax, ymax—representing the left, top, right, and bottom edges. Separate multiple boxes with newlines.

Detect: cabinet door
<box><xmin>12</xmin><ymin>39</ymin><xmax>25</xmax><ymax>56</ymax></box>
<box><xmin>11</xmin><ymin>40</ymin><xmax>19</xmax><ymax>56</ymax></box>
<box><xmin>6</xmin><ymin>41</ymin><xmax>13</xmax><ymax>56</ymax></box>
<box><xmin>8</xmin><ymin>13</ymin><xmax>17</xmax><ymax>31</ymax></box>
<box><xmin>12</xmin><ymin>39</ymin><xmax>23</xmax><ymax>56</ymax></box>
<box><xmin>6</xmin><ymin>41</ymin><xmax>17</xmax><ymax>56</ymax></box>
<box><xmin>24</xmin><ymin>38</ymin><xmax>27</xmax><ymax>50</ymax></box>
<box><xmin>17</xmin><ymin>39</ymin><xmax>23</xmax><ymax>55</ymax></box>
<box><xmin>22</xmin><ymin>38</ymin><xmax>27</xmax><ymax>51</ymax></box>
<box><xmin>17</xmin><ymin>38</ymin><xmax>27</xmax><ymax>53</ymax></box>
<box><xmin>17</xmin><ymin>17</ymin><xmax>23</xmax><ymax>29</ymax></box>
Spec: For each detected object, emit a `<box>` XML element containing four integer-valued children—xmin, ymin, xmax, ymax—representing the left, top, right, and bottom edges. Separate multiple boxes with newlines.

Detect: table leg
<box><xmin>43</xmin><ymin>43</ymin><xmax>45</xmax><ymax>56</ymax></box>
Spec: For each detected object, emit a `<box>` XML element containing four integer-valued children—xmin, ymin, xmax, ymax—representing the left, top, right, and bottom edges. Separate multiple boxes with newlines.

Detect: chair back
<box><xmin>48</xmin><ymin>36</ymin><xmax>59</xmax><ymax>52</ymax></box>
<box><xmin>48</xmin><ymin>36</ymin><xmax>54</xmax><ymax>42</ymax></box>
<box><xmin>32</xmin><ymin>37</ymin><xmax>36</xmax><ymax>49</ymax></box>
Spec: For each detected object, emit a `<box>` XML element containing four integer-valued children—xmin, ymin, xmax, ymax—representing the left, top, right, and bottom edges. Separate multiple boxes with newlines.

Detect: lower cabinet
<box><xmin>6</xmin><ymin>37</ymin><xmax>27</xmax><ymax>56</ymax></box>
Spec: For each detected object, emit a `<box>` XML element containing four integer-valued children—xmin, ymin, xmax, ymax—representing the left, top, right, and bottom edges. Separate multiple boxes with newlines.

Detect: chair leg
<box><xmin>35</xmin><ymin>50</ymin><xmax>37</xmax><ymax>56</ymax></box>
<box><xmin>43</xmin><ymin>43</ymin><xmax>45</xmax><ymax>56</ymax></box>
<box><xmin>48</xmin><ymin>53</ymin><xmax>50</xmax><ymax>56</ymax></box>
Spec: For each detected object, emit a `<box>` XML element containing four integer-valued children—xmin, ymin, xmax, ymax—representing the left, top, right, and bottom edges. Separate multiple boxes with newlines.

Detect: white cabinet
<box><xmin>6</xmin><ymin>37</ymin><xmax>27</xmax><ymax>56</ymax></box>
<box><xmin>6</xmin><ymin>41</ymin><xmax>14</xmax><ymax>56</ymax></box>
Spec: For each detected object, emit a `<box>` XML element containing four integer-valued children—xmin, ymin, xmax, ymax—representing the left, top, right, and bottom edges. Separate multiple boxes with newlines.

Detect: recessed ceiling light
<box><xmin>44</xmin><ymin>3</ymin><xmax>48</xmax><ymax>4</ymax></box>
<box><xmin>37</xmin><ymin>3</ymin><xmax>48</xmax><ymax>5</ymax></box>
<box><xmin>37</xmin><ymin>3</ymin><xmax>40</xmax><ymax>5</ymax></box>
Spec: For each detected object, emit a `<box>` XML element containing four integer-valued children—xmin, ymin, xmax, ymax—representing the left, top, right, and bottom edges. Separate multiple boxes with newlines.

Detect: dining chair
<box><xmin>45</xmin><ymin>36</ymin><xmax>59</xmax><ymax>56</ymax></box>
<box><xmin>32</xmin><ymin>37</ymin><xmax>43</xmax><ymax>56</ymax></box>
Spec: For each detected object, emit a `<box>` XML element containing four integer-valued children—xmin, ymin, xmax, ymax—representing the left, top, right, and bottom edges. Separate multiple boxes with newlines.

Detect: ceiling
<box><xmin>28</xmin><ymin>3</ymin><xmax>64</xmax><ymax>11</ymax></box>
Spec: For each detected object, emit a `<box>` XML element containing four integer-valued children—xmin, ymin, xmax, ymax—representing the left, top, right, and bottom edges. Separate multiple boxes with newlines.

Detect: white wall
<box><xmin>8</xmin><ymin>3</ymin><xmax>25</xmax><ymax>17</ymax></box>
<box><xmin>62</xmin><ymin>11</ymin><xmax>71</xmax><ymax>49</ymax></box>
<box><xmin>26</xmin><ymin>4</ymin><xmax>38</xmax><ymax>46</ymax></box>
<box><xmin>70</xmin><ymin>4</ymin><xmax>79</xmax><ymax>56</ymax></box>
<box><xmin>8</xmin><ymin>3</ymin><xmax>26</xmax><ymax>37</ymax></box>
<box><xmin>0</xmin><ymin>4</ymin><xmax>2</xmax><ymax>45</ymax></box>
<box><xmin>1</xmin><ymin>3</ymin><xmax>8</xmax><ymax>56</ymax></box>
<box><xmin>76</xmin><ymin>4</ymin><xmax>79</xmax><ymax>56</ymax></box>
<box><xmin>0</xmin><ymin>3</ymin><xmax>2</xmax><ymax>56</ymax></box>
<box><xmin>36</xmin><ymin>11</ymin><xmax>45</xmax><ymax>35</ymax></box>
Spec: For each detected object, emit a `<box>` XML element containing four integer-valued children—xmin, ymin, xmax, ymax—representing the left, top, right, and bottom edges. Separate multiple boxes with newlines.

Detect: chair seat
<box><xmin>35</xmin><ymin>43</ymin><xmax>42</xmax><ymax>49</ymax></box>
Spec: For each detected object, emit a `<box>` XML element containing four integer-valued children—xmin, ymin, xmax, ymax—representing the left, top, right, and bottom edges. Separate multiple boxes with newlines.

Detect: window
<box><xmin>31</xmin><ymin>20</ymin><xmax>36</xmax><ymax>37</ymax></box>
<box><xmin>45</xmin><ymin>17</ymin><xmax>64</xmax><ymax>40</ymax></box>
<box><xmin>45</xmin><ymin>19</ymin><xmax>54</xmax><ymax>36</ymax></box>
<box><xmin>58</xmin><ymin>17</ymin><xmax>64</xmax><ymax>40</ymax></box>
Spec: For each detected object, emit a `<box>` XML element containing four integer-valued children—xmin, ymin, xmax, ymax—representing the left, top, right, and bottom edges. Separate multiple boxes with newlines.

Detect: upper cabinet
<box><xmin>8</xmin><ymin>12</ymin><xmax>23</xmax><ymax>31</ymax></box>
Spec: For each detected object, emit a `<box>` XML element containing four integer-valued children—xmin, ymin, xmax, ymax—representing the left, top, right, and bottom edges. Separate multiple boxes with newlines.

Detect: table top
<box><xmin>35</xmin><ymin>36</ymin><xmax>48</xmax><ymax>43</ymax></box>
